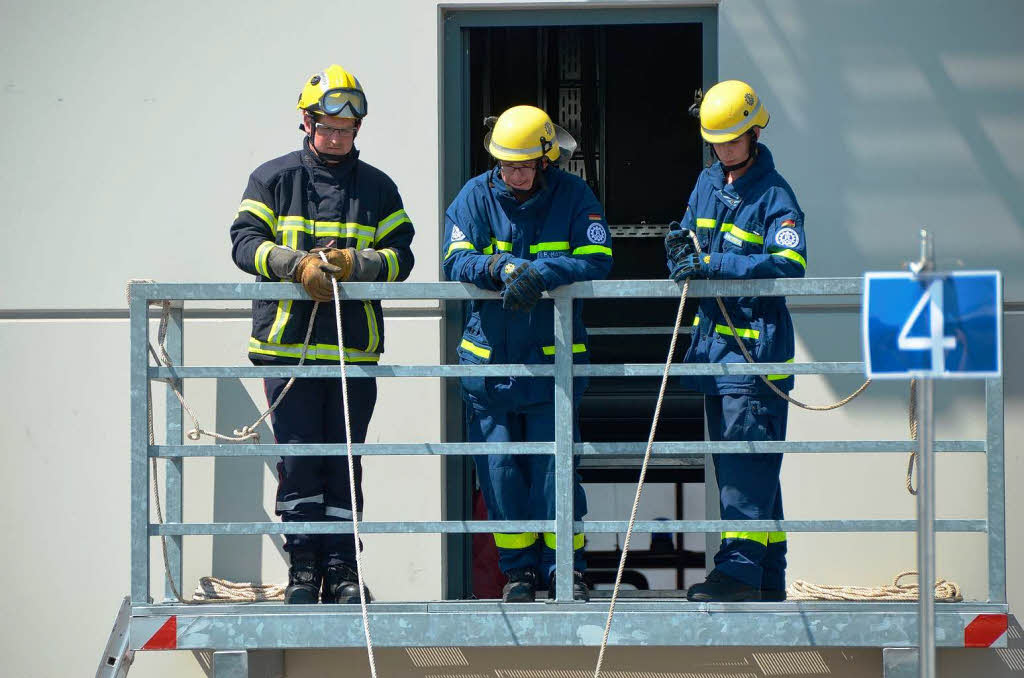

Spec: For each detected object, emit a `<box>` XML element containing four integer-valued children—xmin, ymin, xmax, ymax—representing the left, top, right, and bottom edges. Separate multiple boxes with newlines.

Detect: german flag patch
<box><xmin>781</xmin><ymin>219</ymin><xmax>796</xmax><ymax>227</ymax></box>
<box><xmin>588</xmin><ymin>214</ymin><xmax>602</xmax><ymax>221</ymax></box>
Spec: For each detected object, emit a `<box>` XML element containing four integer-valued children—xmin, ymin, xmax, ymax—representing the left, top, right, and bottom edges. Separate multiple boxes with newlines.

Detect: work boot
<box><xmin>549</xmin><ymin>570</ymin><xmax>589</xmax><ymax>602</ymax></box>
<box><xmin>502</xmin><ymin>567</ymin><xmax>539</xmax><ymax>603</ymax></box>
<box><xmin>761</xmin><ymin>588</ymin><xmax>787</xmax><ymax>602</ymax></box>
<box><xmin>284</xmin><ymin>552</ymin><xmax>322</xmax><ymax>604</ymax></box>
<box><xmin>686</xmin><ymin>569</ymin><xmax>761</xmax><ymax>602</ymax></box>
<box><xmin>322</xmin><ymin>563</ymin><xmax>372</xmax><ymax>604</ymax></box>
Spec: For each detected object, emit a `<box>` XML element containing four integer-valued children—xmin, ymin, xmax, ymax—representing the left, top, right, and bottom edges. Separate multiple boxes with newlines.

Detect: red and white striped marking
<box><xmin>964</xmin><ymin>613</ymin><xmax>1007</xmax><ymax>647</ymax></box>
<box><xmin>134</xmin><ymin>616</ymin><xmax>177</xmax><ymax>650</ymax></box>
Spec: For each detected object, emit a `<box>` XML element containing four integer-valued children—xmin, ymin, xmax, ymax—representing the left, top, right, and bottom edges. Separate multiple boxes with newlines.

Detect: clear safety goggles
<box><xmin>320</xmin><ymin>87</ymin><xmax>367</xmax><ymax>118</ymax></box>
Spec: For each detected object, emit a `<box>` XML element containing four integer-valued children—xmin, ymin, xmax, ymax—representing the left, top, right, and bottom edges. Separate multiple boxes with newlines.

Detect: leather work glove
<box><xmin>294</xmin><ymin>253</ymin><xmax>342</xmax><ymax>302</ymax></box>
<box><xmin>670</xmin><ymin>253</ymin><xmax>712</xmax><ymax>282</ymax></box>
<box><xmin>311</xmin><ymin>247</ymin><xmax>383</xmax><ymax>282</ymax></box>
<box><xmin>501</xmin><ymin>260</ymin><xmax>546</xmax><ymax>312</ymax></box>
<box><xmin>664</xmin><ymin>224</ymin><xmax>696</xmax><ymax>266</ymax></box>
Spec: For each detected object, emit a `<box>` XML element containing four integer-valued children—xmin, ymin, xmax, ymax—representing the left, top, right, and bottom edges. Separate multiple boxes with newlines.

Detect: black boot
<box><xmin>761</xmin><ymin>588</ymin><xmax>787</xmax><ymax>601</ymax></box>
<box><xmin>686</xmin><ymin>569</ymin><xmax>761</xmax><ymax>602</ymax></box>
<box><xmin>549</xmin><ymin>570</ymin><xmax>589</xmax><ymax>601</ymax></box>
<box><xmin>322</xmin><ymin>563</ymin><xmax>372</xmax><ymax>604</ymax></box>
<box><xmin>285</xmin><ymin>552</ymin><xmax>322</xmax><ymax>604</ymax></box>
<box><xmin>502</xmin><ymin>567</ymin><xmax>538</xmax><ymax>603</ymax></box>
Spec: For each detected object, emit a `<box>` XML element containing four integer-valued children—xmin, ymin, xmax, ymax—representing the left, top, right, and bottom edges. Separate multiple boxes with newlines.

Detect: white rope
<box><xmin>787</xmin><ymin>570</ymin><xmax>962</xmax><ymax>602</ymax></box>
<box><xmin>322</xmin><ymin>254</ymin><xmax>378</xmax><ymax>678</ymax></box>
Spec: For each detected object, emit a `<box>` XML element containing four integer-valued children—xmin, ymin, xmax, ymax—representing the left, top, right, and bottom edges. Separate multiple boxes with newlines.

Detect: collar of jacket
<box><xmin>490</xmin><ymin>165</ymin><xmax>557</xmax><ymax>210</ymax></box>
<box><xmin>710</xmin><ymin>143</ymin><xmax>775</xmax><ymax>208</ymax></box>
<box><xmin>301</xmin><ymin>138</ymin><xmax>360</xmax><ymax>172</ymax></box>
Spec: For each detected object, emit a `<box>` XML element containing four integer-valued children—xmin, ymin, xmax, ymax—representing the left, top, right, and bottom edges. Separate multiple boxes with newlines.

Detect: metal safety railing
<box><xmin>128</xmin><ymin>277</ymin><xmax>1006</xmax><ymax>613</ymax></box>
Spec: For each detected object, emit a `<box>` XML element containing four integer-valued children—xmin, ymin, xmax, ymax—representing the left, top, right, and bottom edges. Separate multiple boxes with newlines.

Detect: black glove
<box><xmin>670</xmin><ymin>253</ymin><xmax>712</xmax><ymax>282</ymax></box>
<box><xmin>664</xmin><ymin>224</ymin><xmax>696</xmax><ymax>266</ymax></box>
<box><xmin>501</xmin><ymin>261</ymin><xmax>546</xmax><ymax>312</ymax></box>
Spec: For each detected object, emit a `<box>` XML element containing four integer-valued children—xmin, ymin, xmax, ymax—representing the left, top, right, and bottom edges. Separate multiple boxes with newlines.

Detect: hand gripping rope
<box><xmin>592</xmin><ymin>232</ymin><xmax>873</xmax><ymax>678</ymax></box>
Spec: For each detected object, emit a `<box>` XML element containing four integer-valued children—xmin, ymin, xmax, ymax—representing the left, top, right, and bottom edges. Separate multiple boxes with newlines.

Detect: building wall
<box><xmin>0</xmin><ymin>1</ymin><xmax>1020</xmax><ymax>676</ymax></box>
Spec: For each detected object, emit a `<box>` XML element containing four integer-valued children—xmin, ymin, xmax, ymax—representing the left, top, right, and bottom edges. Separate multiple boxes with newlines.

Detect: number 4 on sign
<box><xmin>897</xmin><ymin>279</ymin><xmax>956</xmax><ymax>372</ymax></box>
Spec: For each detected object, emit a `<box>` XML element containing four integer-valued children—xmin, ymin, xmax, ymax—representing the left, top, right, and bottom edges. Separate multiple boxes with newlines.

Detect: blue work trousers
<box><xmin>467</xmin><ymin>406</ymin><xmax>587</xmax><ymax>581</ymax></box>
<box><xmin>706</xmin><ymin>393</ymin><xmax>788</xmax><ymax>590</ymax></box>
<box><xmin>265</xmin><ymin>372</ymin><xmax>377</xmax><ymax>567</ymax></box>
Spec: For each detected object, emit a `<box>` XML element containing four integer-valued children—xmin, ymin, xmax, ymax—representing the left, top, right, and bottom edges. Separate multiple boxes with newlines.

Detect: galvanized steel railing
<box><xmin>128</xmin><ymin>278</ymin><xmax>1005</xmax><ymax>606</ymax></box>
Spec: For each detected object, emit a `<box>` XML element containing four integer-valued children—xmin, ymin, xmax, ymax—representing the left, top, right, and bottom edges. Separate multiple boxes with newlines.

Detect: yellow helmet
<box><xmin>486</xmin><ymin>105</ymin><xmax>564</xmax><ymax>162</ymax></box>
<box><xmin>296</xmin><ymin>65</ymin><xmax>367</xmax><ymax>118</ymax></box>
<box><xmin>699</xmin><ymin>80</ymin><xmax>769</xmax><ymax>143</ymax></box>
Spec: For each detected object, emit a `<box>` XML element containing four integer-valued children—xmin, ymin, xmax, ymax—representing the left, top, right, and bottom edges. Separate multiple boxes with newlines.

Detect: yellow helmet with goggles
<box><xmin>699</xmin><ymin>80</ymin><xmax>769</xmax><ymax>143</ymax></box>
<box><xmin>297</xmin><ymin>65</ymin><xmax>367</xmax><ymax>118</ymax></box>
<box><xmin>485</xmin><ymin>105</ymin><xmax>576</xmax><ymax>163</ymax></box>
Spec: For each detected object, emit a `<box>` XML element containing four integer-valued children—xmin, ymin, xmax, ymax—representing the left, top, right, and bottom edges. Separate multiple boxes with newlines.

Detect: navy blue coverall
<box><xmin>443</xmin><ymin>165</ymin><xmax>613</xmax><ymax>580</ymax></box>
<box><xmin>668</xmin><ymin>144</ymin><xmax>806</xmax><ymax>591</ymax></box>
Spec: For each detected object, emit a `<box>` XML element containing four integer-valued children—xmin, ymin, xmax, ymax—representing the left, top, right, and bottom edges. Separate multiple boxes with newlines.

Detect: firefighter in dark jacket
<box><xmin>229</xmin><ymin>64</ymin><xmax>414</xmax><ymax>604</ymax></box>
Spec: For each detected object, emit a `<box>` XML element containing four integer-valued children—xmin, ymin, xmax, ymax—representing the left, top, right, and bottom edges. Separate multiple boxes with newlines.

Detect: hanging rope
<box><xmin>907</xmin><ymin>378</ymin><xmax>920</xmax><ymax>495</ymax></box>
<box><xmin>787</xmin><ymin>570</ymin><xmax>962</xmax><ymax>602</ymax></box>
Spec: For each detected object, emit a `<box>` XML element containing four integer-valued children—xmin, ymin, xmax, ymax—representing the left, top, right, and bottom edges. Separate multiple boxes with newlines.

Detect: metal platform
<box><xmin>112</xmin><ymin>278</ymin><xmax>1009</xmax><ymax>677</ymax></box>
<box><xmin>129</xmin><ymin>600</ymin><xmax>1009</xmax><ymax>651</ymax></box>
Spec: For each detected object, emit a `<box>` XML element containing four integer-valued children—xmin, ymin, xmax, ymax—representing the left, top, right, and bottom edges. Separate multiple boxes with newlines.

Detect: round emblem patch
<box><xmin>503</xmin><ymin>262</ymin><xmax>516</xmax><ymax>275</ymax></box>
<box><xmin>744</xmin><ymin>92</ymin><xmax>755</xmax><ymax>106</ymax></box>
<box><xmin>450</xmin><ymin>225</ymin><xmax>466</xmax><ymax>241</ymax></box>
<box><xmin>586</xmin><ymin>222</ymin><xmax>607</xmax><ymax>244</ymax></box>
<box><xmin>775</xmin><ymin>227</ymin><xmax>800</xmax><ymax>248</ymax></box>
<box><xmin>544</xmin><ymin>121</ymin><xmax>553</xmax><ymax>136</ymax></box>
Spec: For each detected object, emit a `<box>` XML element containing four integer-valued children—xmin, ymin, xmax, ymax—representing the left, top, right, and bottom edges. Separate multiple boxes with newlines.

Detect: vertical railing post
<box><xmin>916</xmin><ymin>378</ymin><xmax>936</xmax><ymax>678</ymax></box>
<box><xmin>129</xmin><ymin>286</ymin><xmax>151</xmax><ymax>604</ymax></box>
<box><xmin>553</xmin><ymin>293</ymin><xmax>575</xmax><ymax>601</ymax></box>
<box><xmin>986</xmin><ymin>376</ymin><xmax>1006</xmax><ymax>603</ymax></box>
<box><xmin>163</xmin><ymin>301</ymin><xmax>184</xmax><ymax>602</ymax></box>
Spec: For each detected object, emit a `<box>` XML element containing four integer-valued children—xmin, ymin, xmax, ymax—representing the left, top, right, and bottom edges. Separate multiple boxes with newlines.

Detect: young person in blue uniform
<box><xmin>665</xmin><ymin>80</ymin><xmax>806</xmax><ymax>602</ymax></box>
<box><xmin>443</xmin><ymin>106</ymin><xmax>613</xmax><ymax>602</ymax></box>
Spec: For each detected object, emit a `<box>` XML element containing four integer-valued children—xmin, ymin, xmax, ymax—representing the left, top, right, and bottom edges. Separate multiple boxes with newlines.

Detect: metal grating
<box><xmin>406</xmin><ymin>646</ymin><xmax>470</xmax><ymax>668</ymax></box>
<box><xmin>752</xmin><ymin>650</ymin><xmax>831</xmax><ymax>675</ymax></box>
<box><xmin>996</xmin><ymin>648</ymin><xmax>1024</xmax><ymax>671</ymax></box>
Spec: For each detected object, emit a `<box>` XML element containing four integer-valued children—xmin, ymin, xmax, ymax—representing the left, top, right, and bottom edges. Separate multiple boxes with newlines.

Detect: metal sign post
<box><xmin>863</xmin><ymin>230</ymin><xmax>1003</xmax><ymax>678</ymax></box>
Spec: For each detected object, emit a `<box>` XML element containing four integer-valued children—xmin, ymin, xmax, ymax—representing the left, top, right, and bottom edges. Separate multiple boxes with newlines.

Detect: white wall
<box><xmin>1</xmin><ymin>1</ymin><xmax>1021</xmax><ymax>677</ymax></box>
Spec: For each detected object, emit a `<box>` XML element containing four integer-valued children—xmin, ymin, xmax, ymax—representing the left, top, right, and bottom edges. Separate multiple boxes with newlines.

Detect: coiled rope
<box><xmin>788</xmin><ymin>570</ymin><xmax>962</xmax><ymax>602</ymax></box>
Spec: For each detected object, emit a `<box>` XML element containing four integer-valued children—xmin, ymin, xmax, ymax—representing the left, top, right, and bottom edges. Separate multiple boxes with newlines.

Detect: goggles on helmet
<box><xmin>319</xmin><ymin>87</ymin><xmax>367</xmax><ymax>118</ymax></box>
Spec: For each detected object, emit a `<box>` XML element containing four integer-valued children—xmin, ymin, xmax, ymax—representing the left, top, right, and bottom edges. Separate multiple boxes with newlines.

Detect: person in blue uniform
<box><xmin>230</xmin><ymin>65</ymin><xmax>415</xmax><ymax>604</ymax></box>
<box><xmin>443</xmin><ymin>105</ymin><xmax>613</xmax><ymax>602</ymax></box>
<box><xmin>665</xmin><ymin>80</ymin><xmax>806</xmax><ymax>602</ymax></box>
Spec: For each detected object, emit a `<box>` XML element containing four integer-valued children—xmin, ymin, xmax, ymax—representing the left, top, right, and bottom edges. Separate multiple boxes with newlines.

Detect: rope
<box><xmin>593</xmin><ymin>282</ymin><xmax>689</xmax><ymax>678</ymax></box>
<box><xmin>787</xmin><ymin>571</ymin><xmax>962</xmax><ymax>602</ymax></box>
<box><xmin>325</xmin><ymin>253</ymin><xmax>378</xmax><ymax>678</ymax></box>
<box><xmin>907</xmin><ymin>378</ymin><xmax>919</xmax><ymax>495</ymax></box>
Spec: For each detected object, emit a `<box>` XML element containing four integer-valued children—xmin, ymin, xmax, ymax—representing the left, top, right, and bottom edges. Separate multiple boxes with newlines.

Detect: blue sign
<box><xmin>863</xmin><ymin>271</ymin><xmax>1002</xmax><ymax>379</ymax></box>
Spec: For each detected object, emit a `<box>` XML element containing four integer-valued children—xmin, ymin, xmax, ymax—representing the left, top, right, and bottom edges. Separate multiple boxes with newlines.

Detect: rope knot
<box><xmin>233</xmin><ymin>425</ymin><xmax>261</xmax><ymax>443</ymax></box>
<box><xmin>186</xmin><ymin>429</ymin><xmax>201</xmax><ymax>441</ymax></box>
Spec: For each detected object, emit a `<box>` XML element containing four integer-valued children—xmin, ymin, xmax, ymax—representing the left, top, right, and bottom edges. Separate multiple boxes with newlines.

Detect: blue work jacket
<box><xmin>669</xmin><ymin>144</ymin><xmax>807</xmax><ymax>395</ymax></box>
<box><xmin>443</xmin><ymin>166</ymin><xmax>613</xmax><ymax>411</ymax></box>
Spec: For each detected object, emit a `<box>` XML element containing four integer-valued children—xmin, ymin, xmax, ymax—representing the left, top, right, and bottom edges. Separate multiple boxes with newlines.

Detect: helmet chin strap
<box><xmin>712</xmin><ymin>129</ymin><xmax>758</xmax><ymax>173</ymax></box>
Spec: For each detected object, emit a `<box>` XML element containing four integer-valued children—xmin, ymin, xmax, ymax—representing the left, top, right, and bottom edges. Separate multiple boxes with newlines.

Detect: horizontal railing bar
<box><xmin>150</xmin><ymin>440</ymin><xmax>985</xmax><ymax>458</ymax></box>
<box><xmin>588</xmin><ymin>327</ymin><xmax>693</xmax><ymax>335</ymax></box>
<box><xmin>150</xmin><ymin>361</ymin><xmax>863</xmax><ymax>379</ymax></box>
<box><xmin>149</xmin><ymin>518</ymin><xmax>985</xmax><ymax>536</ymax></box>
<box><xmin>129</xmin><ymin>278</ymin><xmax>864</xmax><ymax>302</ymax></box>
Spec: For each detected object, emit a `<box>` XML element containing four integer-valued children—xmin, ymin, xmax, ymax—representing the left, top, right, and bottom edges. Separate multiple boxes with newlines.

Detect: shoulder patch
<box><xmin>450</xmin><ymin>225</ymin><xmax>466</xmax><ymax>241</ymax></box>
<box><xmin>588</xmin><ymin>213</ymin><xmax>602</xmax><ymax>220</ymax></box>
<box><xmin>586</xmin><ymin>222</ymin><xmax>607</xmax><ymax>244</ymax></box>
<box><xmin>775</xmin><ymin>227</ymin><xmax>800</xmax><ymax>249</ymax></box>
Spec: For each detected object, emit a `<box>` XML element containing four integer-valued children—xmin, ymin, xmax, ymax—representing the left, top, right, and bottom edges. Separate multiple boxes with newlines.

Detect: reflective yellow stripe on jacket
<box><xmin>459</xmin><ymin>338</ymin><xmax>491</xmax><ymax>360</ymax></box>
<box><xmin>541</xmin><ymin>344</ymin><xmax>586</xmax><ymax>356</ymax></box>
<box><xmin>239</xmin><ymin>199</ymin><xmax>277</xmax><ymax>234</ymax></box>
<box><xmin>254</xmin><ymin>241</ymin><xmax>276</xmax><ymax>278</ymax></box>
<box><xmin>248</xmin><ymin>338</ymin><xmax>380</xmax><ymax>363</ymax></box>
<box><xmin>375</xmin><ymin>208</ymin><xmax>410</xmax><ymax>244</ymax></box>
<box><xmin>721</xmin><ymin>531</ymin><xmax>787</xmax><ymax>545</ymax></box>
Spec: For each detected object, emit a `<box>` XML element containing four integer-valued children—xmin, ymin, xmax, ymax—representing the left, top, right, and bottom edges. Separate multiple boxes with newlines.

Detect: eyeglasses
<box><xmin>498</xmin><ymin>162</ymin><xmax>538</xmax><ymax>175</ymax></box>
<box><xmin>314</xmin><ymin>121</ymin><xmax>358</xmax><ymax>138</ymax></box>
